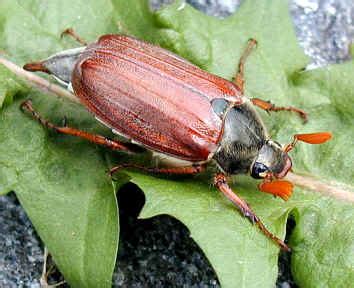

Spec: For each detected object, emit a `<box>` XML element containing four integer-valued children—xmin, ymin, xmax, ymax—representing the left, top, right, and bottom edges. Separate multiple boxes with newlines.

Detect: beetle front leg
<box><xmin>251</xmin><ymin>98</ymin><xmax>308</xmax><ymax>122</ymax></box>
<box><xmin>214</xmin><ymin>173</ymin><xmax>290</xmax><ymax>252</ymax></box>
<box><xmin>21</xmin><ymin>100</ymin><xmax>139</xmax><ymax>153</ymax></box>
<box><xmin>233</xmin><ymin>38</ymin><xmax>257</xmax><ymax>93</ymax></box>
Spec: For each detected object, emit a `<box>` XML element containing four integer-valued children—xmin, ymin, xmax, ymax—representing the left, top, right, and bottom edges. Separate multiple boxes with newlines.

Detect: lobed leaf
<box><xmin>0</xmin><ymin>0</ymin><xmax>353</xmax><ymax>287</ymax></box>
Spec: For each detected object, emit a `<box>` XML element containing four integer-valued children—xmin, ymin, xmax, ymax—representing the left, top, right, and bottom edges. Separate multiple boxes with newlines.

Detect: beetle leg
<box><xmin>233</xmin><ymin>38</ymin><xmax>257</xmax><ymax>93</ymax></box>
<box><xmin>214</xmin><ymin>173</ymin><xmax>290</xmax><ymax>252</ymax></box>
<box><xmin>110</xmin><ymin>163</ymin><xmax>205</xmax><ymax>176</ymax></box>
<box><xmin>21</xmin><ymin>100</ymin><xmax>138</xmax><ymax>153</ymax></box>
<box><xmin>251</xmin><ymin>98</ymin><xmax>308</xmax><ymax>123</ymax></box>
<box><xmin>61</xmin><ymin>28</ymin><xmax>87</xmax><ymax>46</ymax></box>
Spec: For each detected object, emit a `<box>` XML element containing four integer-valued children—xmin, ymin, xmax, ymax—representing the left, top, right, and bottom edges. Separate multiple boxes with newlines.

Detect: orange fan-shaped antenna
<box><xmin>285</xmin><ymin>132</ymin><xmax>332</xmax><ymax>152</ymax></box>
<box><xmin>259</xmin><ymin>180</ymin><xmax>294</xmax><ymax>201</ymax></box>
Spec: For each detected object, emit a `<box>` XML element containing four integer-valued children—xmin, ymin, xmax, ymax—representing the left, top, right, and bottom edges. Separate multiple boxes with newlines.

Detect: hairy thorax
<box><xmin>213</xmin><ymin>100</ymin><xmax>268</xmax><ymax>175</ymax></box>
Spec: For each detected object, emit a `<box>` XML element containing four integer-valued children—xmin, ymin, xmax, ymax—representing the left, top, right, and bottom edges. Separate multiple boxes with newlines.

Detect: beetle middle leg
<box><xmin>21</xmin><ymin>100</ymin><xmax>139</xmax><ymax>153</ymax></box>
<box><xmin>233</xmin><ymin>38</ymin><xmax>257</xmax><ymax>93</ymax></box>
<box><xmin>251</xmin><ymin>98</ymin><xmax>308</xmax><ymax>122</ymax></box>
<box><xmin>214</xmin><ymin>173</ymin><xmax>290</xmax><ymax>252</ymax></box>
<box><xmin>110</xmin><ymin>163</ymin><xmax>205</xmax><ymax>176</ymax></box>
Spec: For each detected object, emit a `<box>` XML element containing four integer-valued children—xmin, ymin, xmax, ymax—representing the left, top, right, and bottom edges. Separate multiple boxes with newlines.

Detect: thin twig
<box><xmin>40</xmin><ymin>247</ymin><xmax>66</xmax><ymax>288</ymax></box>
<box><xmin>0</xmin><ymin>56</ymin><xmax>80</xmax><ymax>104</ymax></box>
<box><xmin>286</xmin><ymin>172</ymin><xmax>354</xmax><ymax>203</ymax></box>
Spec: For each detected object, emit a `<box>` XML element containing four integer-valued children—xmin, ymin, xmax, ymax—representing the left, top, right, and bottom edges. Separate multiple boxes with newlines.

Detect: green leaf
<box><xmin>0</xmin><ymin>0</ymin><xmax>353</xmax><ymax>287</ymax></box>
<box><xmin>287</xmin><ymin>59</ymin><xmax>354</xmax><ymax>288</ymax></box>
<box><xmin>0</xmin><ymin>64</ymin><xmax>27</xmax><ymax>108</ymax></box>
<box><xmin>0</xmin><ymin>94</ymin><xmax>119</xmax><ymax>287</ymax></box>
<box><xmin>129</xmin><ymin>173</ymin><xmax>291</xmax><ymax>287</ymax></box>
<box><xmin>291</xmin><ymin>197</ymin><xmax>354</xmax><ymax>288</ymax></box>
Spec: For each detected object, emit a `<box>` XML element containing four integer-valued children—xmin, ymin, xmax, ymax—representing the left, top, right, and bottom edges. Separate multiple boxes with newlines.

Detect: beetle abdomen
<box><xmin>72</xmin><ymin>35</ymin><xmax>244</xmax><ymax>161</ymax></box>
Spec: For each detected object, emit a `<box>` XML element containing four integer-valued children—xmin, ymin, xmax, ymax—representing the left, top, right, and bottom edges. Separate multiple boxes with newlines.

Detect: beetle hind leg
<box><xmin>214</xmin><ymin>173</ymin><xmax>290</xmax><ymax>252</ymax></box>
<box><xmin>61</xmin><ymin>28</ymin><xmax>87</xmax><ymax>46</ymax></box>
<box><xmin>21</xmin><ymin>100</ymin><xmax>139</xmax><ymax>153</ymax></box>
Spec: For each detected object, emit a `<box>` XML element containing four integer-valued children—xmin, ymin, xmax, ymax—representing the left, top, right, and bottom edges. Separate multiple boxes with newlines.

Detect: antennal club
<box><xmin>285</xmin><ymin>132</ymin><xmax>332</xmax><ymax>153</ymax></box>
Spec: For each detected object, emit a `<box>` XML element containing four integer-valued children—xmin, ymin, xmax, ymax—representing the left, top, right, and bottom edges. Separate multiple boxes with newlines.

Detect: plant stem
<box><xmin>286</xmin><ymin>172</ymin><xmax>354</xmax><ymax>203</ymax></box>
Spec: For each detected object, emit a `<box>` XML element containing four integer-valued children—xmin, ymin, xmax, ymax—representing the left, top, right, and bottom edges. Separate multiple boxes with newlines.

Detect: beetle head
<box><xmin>251</xmin><ymin>132</ymin><xmax>332</xmax><ymax>180</ymax></box>
<box><xmin>250</xmin><ymin>140</ymin><xmax>292</xmax><ymax>180</ymax></box>
<box><xmin>251</xmin><ymin>132</ymin><xmax>332</xmax><ymax>201</ymax></box>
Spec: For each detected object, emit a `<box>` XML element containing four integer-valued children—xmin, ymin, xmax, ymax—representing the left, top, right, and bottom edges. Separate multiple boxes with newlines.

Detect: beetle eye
<box><xmin>251</xmin><ymin>162</ymin><xmax>268</xmax><ymax>179</ymax></box>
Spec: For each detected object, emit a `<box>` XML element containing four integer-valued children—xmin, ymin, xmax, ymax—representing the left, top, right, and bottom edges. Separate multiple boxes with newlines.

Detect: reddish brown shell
<box><xmin>72</xmin><ymin>35</ymin><xmax>244</xmax><ymax>161</ymax></box>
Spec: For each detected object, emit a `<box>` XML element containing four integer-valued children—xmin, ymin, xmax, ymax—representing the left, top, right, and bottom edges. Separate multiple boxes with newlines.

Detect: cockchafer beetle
<box><xmin>22</xmin><ymin>31</ymin><xmax>332</xmax><ymax>251</ymax></box>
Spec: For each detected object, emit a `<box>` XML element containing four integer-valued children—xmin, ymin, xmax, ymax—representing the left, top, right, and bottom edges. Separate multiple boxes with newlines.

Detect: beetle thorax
<box><xmin>212</xmin><ymin>100</ymin><xmax>268</xmax><ymax>175</ymax></box>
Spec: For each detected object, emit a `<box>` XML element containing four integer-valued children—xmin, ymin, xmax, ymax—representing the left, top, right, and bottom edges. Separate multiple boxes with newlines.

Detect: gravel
<box><xmin>1</xmin><ymin>0</ymin><xmax>353</xmax><ymax>287</ymax></box>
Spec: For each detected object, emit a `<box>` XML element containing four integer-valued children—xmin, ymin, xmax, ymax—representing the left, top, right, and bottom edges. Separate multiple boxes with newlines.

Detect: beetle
<box><xmin>22</xmin><ymin>32</ymin><xmax>332</xmax><ymax>251</ymax></box>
